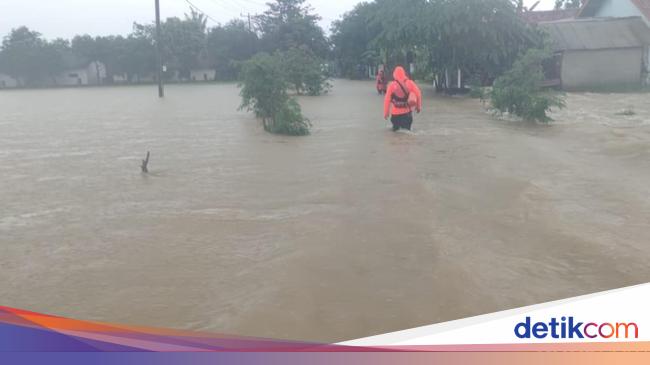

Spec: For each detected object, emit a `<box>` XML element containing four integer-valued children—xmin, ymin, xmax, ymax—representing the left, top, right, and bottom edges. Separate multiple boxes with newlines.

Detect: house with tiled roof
<box><xmin>540</xmin><ymin>17</ymin><xmax>650</xmax><ymax>90</ymax></box>
<box><xmin>574</xmin><ymin>0</ymin><xmax>650</xmax><ymax>86</ymax></box>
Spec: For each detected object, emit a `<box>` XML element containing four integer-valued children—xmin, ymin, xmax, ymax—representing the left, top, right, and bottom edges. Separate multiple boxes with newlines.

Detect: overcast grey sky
<box><xmin>0</xmin><ymin>0</ymin><xmax>556</xmax><ymax>40</ymax></box>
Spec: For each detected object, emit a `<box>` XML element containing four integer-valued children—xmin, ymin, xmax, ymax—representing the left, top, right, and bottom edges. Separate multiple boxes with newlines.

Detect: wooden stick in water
<box><xmin>141</xmin><ymin>151</ymin><xmax>150</xmax><ymax>173</ymax></box>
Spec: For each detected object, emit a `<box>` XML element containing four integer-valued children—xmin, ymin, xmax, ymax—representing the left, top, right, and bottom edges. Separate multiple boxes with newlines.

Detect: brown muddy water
<box><xmin>1</xmin><ymin>81</ymin><xmax>649</xmax><ymax>342</ymax></box>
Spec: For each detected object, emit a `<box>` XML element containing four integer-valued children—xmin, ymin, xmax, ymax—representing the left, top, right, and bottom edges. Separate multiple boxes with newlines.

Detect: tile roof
<box><xmin>521</xmin><ymin>9</ymin><xmax>579</xmax><ymax>24</ymax></box>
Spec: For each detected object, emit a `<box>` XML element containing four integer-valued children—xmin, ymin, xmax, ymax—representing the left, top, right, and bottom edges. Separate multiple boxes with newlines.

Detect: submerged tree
<box><xmin>239</xmin><ymin>53</ymin><xmax>311</xmax><ymax>136</ymax></box>
<box><xmin>490</xmin><ymin>47</ymin><xmax>565</xmax><ymax>123</ymax></box>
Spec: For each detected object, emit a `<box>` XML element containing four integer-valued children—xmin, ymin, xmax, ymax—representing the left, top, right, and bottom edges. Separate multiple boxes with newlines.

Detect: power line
<box><xmin>216</xmin><ymin>0</ymin><xmax>249</xmax><ymax>13</ymax></box>
<box><xmin>223</xmin><ymin>0</ymin><xmax>263</xmax><ymax>11</ymax></box>
<box><xmin>203</xmin><ymin>0</ymin><xmax>250</xmax><ymax>17</ymax></box>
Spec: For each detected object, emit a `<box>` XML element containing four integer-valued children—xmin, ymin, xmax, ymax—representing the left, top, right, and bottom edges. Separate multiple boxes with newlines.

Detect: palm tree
<box><xmin>185</xmin><ymin>8</ymin><xmax>207</xmax><ymax>34</ymax></box>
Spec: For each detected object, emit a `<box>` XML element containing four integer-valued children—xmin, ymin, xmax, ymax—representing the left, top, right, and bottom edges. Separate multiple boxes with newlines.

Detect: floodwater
<box><xmin>1</xmin><ymin>81</ymin><xmax>649</xmax><ymax>342</ymax></box>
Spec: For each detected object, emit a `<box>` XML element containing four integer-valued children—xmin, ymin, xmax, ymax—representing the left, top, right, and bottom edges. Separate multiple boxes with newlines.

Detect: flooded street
<box><xmin>1</xmin><ymin>81</ymin><xmax>649</xmax><ymax>342</ymax></box>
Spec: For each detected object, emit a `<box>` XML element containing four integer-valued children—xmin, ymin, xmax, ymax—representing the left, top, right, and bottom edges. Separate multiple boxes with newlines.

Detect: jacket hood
<box><xmin>393</xmin><ymin>66</ymin><xmax>407</xmax><ymax>82</ymax></box>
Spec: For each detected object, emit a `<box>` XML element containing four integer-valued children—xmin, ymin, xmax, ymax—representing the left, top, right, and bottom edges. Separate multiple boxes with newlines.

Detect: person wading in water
<box><xmin>376</xmin><ymin>69</ymin><xmax>387</xmax><ymax>95</ymax></box>
<box><xmin>383</xmin><ymin>66</ymin><xmax>422</xmax><ymax>131</ymax></box>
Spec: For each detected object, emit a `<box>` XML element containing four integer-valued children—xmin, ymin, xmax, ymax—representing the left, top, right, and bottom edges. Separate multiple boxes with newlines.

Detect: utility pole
<box><xmin>241</xmin><ymin>12</ymin><xmax>253</xmax><ymax>32</ymax></box>
<box><xmin>155</xmin><ymin>0</ymin><xmax>164</xmax><ymax>98</ymax></box>
<box><xmin>240</xmin><ymin>12</ymin><xmax>254</xmax><ymax>53</ymax></box>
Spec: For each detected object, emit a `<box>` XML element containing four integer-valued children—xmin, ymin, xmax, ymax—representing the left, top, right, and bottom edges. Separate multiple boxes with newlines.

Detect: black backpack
<box><xmin>391</xmin><ymin>80</ymin><xmax>410</xmax><ymax>108</ymax></box>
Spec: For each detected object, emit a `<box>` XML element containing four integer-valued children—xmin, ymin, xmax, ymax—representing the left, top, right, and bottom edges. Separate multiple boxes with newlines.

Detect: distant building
<box><xmin>111</xmin><ymin>73</ymin><xmax>157</xmax><ymax>84</ymax></box>
<box><xmin>112</xmin><ymin>73</ymin><xmax>129</xmax><ymax>84</ymax></box>
<box><xmin>577</xmin><ymin>0</ymin><xmax>650</xmax><ymax>86</ymax></box>
<box><xmin>0</xmin><ymin>73</ymin><xmax>19</xmax><ymax>88</ymax></box>
<box><xmin>53</xmin><ymin>61</ymin><xmax>106</xmax><ymax>87</ymax></box>
<box><xmin>190</xmin><ymin>68</ymin><xmax>216</xmax><ymax>82</ymax></box>
<box><xmin>188</xmin><ymin>53</ymin><xmax>216</xmax><ymax>82</ymax></box>
<box><xmin>540</xmin><ymin>17</ymin><xmax>650</xmax><ymax>90</ymax></box>
<box><xmin>1</xmin><ymin>61</ymin><xmax>107</xmax><ymax>88</ymax></box>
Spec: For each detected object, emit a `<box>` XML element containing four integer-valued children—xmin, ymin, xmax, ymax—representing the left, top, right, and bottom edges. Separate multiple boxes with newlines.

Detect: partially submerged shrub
<box><xmin>265</xmin><ymin>98</ymin><xmax>311</xmax><ymax>136</ymax></box>
<box><xmin>239</xmin><ymin>53</ymin><xmax>287</xmax><ymax>118</ymax></box>
<box><xmin>239</xmin><ymin>52</ymin><xmax>311</xmax><ymax>136</ymax></box>
<box><xmin>490</xmin><ymin>48</ymin><xmax>565</xmax><ymax>123</ymax></box>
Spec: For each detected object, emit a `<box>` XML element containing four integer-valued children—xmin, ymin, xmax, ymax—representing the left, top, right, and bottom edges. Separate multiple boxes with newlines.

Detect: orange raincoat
<box><xmin>383</xmin><ymin>66</ymin><xmax>422</xmax><ymax>119</ymax></box>
<box><xmin>376</xmin><ymin>70</ymin><xmax>387</xmax><ymax>94</ymax></box>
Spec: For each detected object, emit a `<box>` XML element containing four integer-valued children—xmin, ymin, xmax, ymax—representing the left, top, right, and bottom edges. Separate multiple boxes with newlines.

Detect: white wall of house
<box><xmin>86</xmin><ymin>61</ymin><xmax>106</xmax><ymax>85</ymax></box>
<box><xmin>112</xmin><ymin>73</ymin><xmax>155</xmax><ymax>84</ymax></box>
<box><xmin>561</xmin><ymin>47</ymin><xmax>644</xmax><ymax>89</ymax></box>
<box><xmin>0</xmin><ymin>73</ymin><xmax>18</xmax><ymax>88</ymax></box>
<box><xmin>112</xmin><ymin>73</ymin><xmax>129</xmax><ymax>84</ymax></box>
<box><xmin>54</xmin><ymin>62</ymin><xmax>106</xmax><ymax>86</ymax></box>
<box><xmin>582</xmin><ymin>0</ymin><xmax>650</xmax><ymax>84</ymax></box>
<box><xmin>190</xmin><ymin>69</ymin><xmax>216</xmax><ymax>82</ymax></box>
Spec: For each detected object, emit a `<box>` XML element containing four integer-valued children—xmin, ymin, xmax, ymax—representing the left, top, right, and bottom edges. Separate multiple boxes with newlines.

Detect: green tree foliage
<box><xmin>0</xmin><ymin>27</ymin><xmax>67</xmax><ymax>86</ymax></box>
<box><xmin>490</xmin><ymin>48</ymin><xmax>566</xmax><ymax>123</ymax></box>
<box><xmin>239</xmin><ymin>53</ymin><xmax>310</xmax><ymax>136</ymax></box>
<box><xmin>330</xmin><ymin>2</ymin><xmax>383</xmax><ymax>78</ymax></box>
<box><xmin>207</xmin><ymin>20</ymin><xmax>258</xmax><ymax>81</ymax></box>
<box><xmin>0</xmin><ymin>26</ymin><xmax>158</xmax><ymax>86</ymax></box>
<box><xmin>256</xmin><ymin>0</ymin><xmax>330</xmax><ymax>58</ymax></box>
<box><xmin>70</xmin><ymin>32</ymin><xmax>157</xmax><ymax>84</ymax></box>
<box><xmin>281</xmin><ymin>46</ymin><xmax>331</xmax><ymax>95</ymax></box>
<box><xmin>331</xmin><ymin>0</ymin><xmax>542</xmax><ymax>85</ymax></box>
<box><xmin>429</xmin><ymin>0</ymin><xmax>541</xmax><ymax>84</ymax></box>
<box><xmin>117</xmin><ymin>34</ymin><xmax>157</xmax><ymax>82</ymax></box>
<box><xmin>71</xmin><ymin>35</ymin><xmax>111</xmax><ymax>84</ymax></box>
<box><xmin>41</xmin><ymin>39</ymin><xmax>70</xmax><ymax>84</ymax></box>
<box><xmin>135</xmin><ymin>9</ymin><xmax>208</xmax><ymax>80</ymax></box>
<box><xmin>1</xmin><ymin>1</ymin><xmax>335</xmax><ymax>87</ymax></box>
